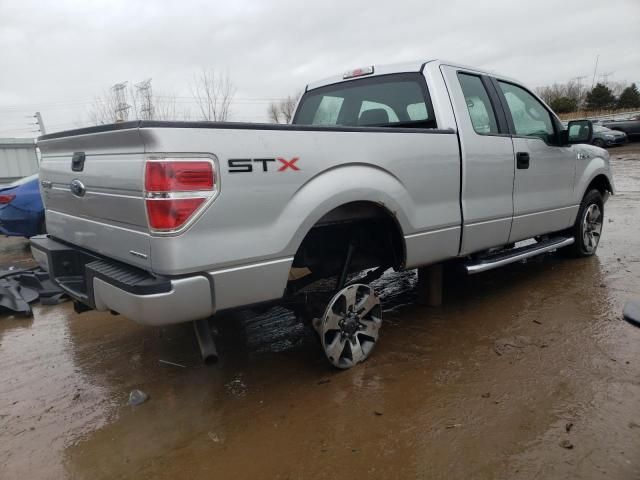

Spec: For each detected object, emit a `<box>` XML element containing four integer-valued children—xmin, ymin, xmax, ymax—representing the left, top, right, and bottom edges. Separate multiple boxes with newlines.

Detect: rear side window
<box><xmin>498</xmin><ymin>81</ymin><xmax>555</xmax><ymax>142</ymax></box>
<box><xmin>457</xmin><ymin>73</ymin><xmax>499</xmax><ymax>134</ymax></box>
<box><xmin>293</xmin><ymin>73</ymin><xmax>436</xmax><ymax>128</ymax></box>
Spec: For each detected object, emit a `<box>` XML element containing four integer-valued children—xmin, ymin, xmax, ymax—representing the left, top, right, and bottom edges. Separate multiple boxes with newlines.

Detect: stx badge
<box><xmin>228</xmin><ymin>157</ymin><xmax>300</xmax><ymax>173</ymax></box>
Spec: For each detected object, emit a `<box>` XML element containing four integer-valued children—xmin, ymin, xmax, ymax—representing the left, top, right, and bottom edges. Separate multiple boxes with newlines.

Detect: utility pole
<box><xmin>591</xmin><ymin>55</ymin><xmax>599</xmax><ymax>89</ymax></box>
<box><xmin>34</xmin><ymin>112</ymin><xmax>46</xmax><ymax>135</ymax></box>
<box><xmin>135</xmin><ymin>79</ymin><xmax>154</xmax><ymax>120</ymax></box>
<box><xmin>573</xmin><ymin>75</ymin><xmax>586</xmax><ymax>92</ymax></box>
<box><xmin>112</xmin><ymin>82</ymin><xmax>130</xmax><ymax>122</ymax></box>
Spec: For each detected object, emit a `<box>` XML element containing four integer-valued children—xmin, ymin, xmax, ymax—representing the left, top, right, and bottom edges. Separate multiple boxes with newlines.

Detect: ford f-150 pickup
<box><xmin>31</xmin><ymin>59</ymin><xmax>614</xmax><ymax>369</ymax></box>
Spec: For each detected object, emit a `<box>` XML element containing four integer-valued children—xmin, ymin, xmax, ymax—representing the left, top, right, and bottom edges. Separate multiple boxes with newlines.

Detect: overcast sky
<box><xmin>1</xmin><ymin>0</ymin><xmax>639</xmax><ymax>137</ymax></box>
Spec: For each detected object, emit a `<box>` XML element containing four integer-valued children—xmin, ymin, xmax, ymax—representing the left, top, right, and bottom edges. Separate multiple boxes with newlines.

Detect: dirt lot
<box><xmin>1</xmin><ymin>143</ymin><xmax>640</xmax><ymax>480</ymax></box>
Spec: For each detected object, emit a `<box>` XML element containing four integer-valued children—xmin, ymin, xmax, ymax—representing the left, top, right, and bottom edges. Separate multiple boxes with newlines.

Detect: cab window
<box><xmin>458</xmin><ymin>73</ymin><xmax>499</xmax><ymax>134</ymax></box>
<box><xmin>294</xmin><ymin>73</ymin><xmax>436</xmax><ymax>128</ymax></box>
<box><xmin>498</xmin><ymin>81</ymin><xmax>555</xmax><ymax>143</ymax></box>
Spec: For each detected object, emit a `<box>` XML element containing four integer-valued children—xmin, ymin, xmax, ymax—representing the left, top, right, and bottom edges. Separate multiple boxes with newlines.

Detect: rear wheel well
<box><xmin>289</xmin><ymin>202</ymin><xmax>405</xmax><ymax>288</ymax></box>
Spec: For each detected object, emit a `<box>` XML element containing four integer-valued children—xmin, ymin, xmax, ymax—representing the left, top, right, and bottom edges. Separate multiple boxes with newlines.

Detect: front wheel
<box><xmin>562</xmin><ymin>189</ymin><xmax>604</xmax><ymax>257</ymax></box>
<box><xmin>592</xmin><ymin>138</ymin><xmax>605</xmax><ymax>148</ymax></box>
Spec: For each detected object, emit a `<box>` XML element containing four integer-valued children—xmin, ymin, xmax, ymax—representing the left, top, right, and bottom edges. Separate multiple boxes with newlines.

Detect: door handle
<box><xmin>516</xmin><ymin>152</ymin><xmax>530</xmax><ymax>169</ymax></box>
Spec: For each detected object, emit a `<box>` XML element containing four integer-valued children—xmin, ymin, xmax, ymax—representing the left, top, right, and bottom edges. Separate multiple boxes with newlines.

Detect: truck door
<box><xmin>440</xmin><ymin>66</ymin><xmax>515</xmax><ymax>254</ymax></box>
<box><xmin>492</xmin><ymin>80</ymin><xmax>576</xmax><ymax>243</ymax></box>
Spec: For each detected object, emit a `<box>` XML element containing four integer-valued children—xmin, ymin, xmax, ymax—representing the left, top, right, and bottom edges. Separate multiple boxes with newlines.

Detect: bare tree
<box><xmin>154</xmin><ymin>94</ymin><xmax>191</xmax><ymax>121</ymax></box>
<box><xmin>268</xmin><ymin>92</ymin><xmax>302</xmax><ymax>123</ymax></box>
<box><xmin>88</xmin><ymin>87</ymin><xmax>123</xmax><ymax>125</ymax></box>
<box><xmin>536</xmin><ymin>79</ymin><xmax>587</xmax><ymax>109</ymax></box>
<box><xmin>191</xmin><ymin>69</ymin><xmax>235</xmax><ymax>121</ymax></box>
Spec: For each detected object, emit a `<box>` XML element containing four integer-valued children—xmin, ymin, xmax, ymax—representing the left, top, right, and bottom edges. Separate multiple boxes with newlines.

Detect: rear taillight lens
<box><xmin>145</xmin><ymin>161</ymin><xmax>214</xmax><ymax>192</ymax></box>
<box><xmin>144</xmin><ymin>159</ymin><xmax>216</xmax><ymax>232</ymax></box>
<box><xmin>146</xmin><ymin>198</ymin><xmax>206</xmax><ymax>230</ymax></box>
<box><xmin>0</xmin><ymin>194</ymin><xmax>15</xmax><ymax>204</ymax></box>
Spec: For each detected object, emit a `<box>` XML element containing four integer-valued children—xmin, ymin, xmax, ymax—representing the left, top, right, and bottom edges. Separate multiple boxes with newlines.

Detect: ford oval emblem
<box><xmin>70</xmin><ymin>179</ymin><xmax>86</xmax><ymax>197</ymax></box>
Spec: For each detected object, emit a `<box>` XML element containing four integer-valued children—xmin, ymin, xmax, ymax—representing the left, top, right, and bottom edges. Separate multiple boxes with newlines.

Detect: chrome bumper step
<box><xmin>465</xmin><ymin>237</ymin><xmax>575</xmax><ymax>274</ymax></box>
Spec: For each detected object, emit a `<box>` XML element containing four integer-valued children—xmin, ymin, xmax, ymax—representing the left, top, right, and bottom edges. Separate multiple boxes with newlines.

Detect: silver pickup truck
<box><xmin>31</xmin><ymin>59</ymin><xmax>613</xmax><ymax>369</ymax></box>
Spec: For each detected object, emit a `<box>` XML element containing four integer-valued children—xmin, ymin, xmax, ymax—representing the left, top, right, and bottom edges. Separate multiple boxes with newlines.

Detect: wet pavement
<box><xmin>1</xmin><ymin>144</ymin><xmax>640</xmax><ymax>479</ymax></box>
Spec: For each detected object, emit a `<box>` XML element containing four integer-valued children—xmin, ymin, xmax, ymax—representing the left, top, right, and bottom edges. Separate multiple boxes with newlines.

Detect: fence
<box><xmin>558</xmin><ymin>108</ymin><xmax>640</xmax><ymax>121</ymax></box>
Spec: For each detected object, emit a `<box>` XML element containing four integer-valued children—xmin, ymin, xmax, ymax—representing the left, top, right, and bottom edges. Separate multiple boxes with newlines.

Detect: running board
<box><xmin>465</xmin><ymin>237</ymin><xmax>575</xmax><ymax>275</ymax></box>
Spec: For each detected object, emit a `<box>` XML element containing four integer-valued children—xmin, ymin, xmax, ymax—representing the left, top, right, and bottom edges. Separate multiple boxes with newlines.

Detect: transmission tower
<box><xmin>599</xmin><ymin>72</ymin><xmax>614</xmax><ymax>85</ymax></box>
<box><xmin>135</xmin><ymin>79</ymin><xmax>154</xmax><ymax>120</ymax></box>
<box><xmin>572</xmin><ymin>75</ymin><xmax>587</xmax><ymax>105</ymax></box>
<box><xmin>112</xmin><ymin>82</ymin><xmax>130</xmax><ymax>122</ymax></box>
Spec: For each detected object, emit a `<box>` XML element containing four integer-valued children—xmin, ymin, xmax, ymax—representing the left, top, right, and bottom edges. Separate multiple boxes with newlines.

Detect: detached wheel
<box><xmin>563</xmin><ymin>189</ymin><xmax>604</xmax><ymax>257</ymax></box>
<box><xmin>313</xmin><ymin>284</ymin><xmax>382</xmax><ymax>369</ymax></box>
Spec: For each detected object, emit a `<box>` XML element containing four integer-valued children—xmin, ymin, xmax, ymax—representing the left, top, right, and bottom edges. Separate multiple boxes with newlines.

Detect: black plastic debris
<box><xmin>0</xmin><ymin>267</ymin><xmax>67</xmax><ymax>316</ymax></box>
<box><xmin>623</xmin><ymin>301</ymin><xmax>640</xmax><ymax>327</ymax></box>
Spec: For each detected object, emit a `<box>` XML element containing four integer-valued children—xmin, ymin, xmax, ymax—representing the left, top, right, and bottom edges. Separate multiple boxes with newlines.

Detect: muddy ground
<box><xmin>1</xmin><ymin>143</ymin><xmax>640</xmax><ymax>480</ymax></box>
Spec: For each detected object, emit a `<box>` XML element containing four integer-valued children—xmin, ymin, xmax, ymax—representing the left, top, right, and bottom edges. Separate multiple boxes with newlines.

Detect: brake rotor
<box><xmin>314</xmin><ymin>283</ymin><xmax>382</xmax><ymax>369</ymax></box>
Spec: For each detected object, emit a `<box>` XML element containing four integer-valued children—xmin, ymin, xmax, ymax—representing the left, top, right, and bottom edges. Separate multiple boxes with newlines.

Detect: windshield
<box><xmin>594</xmin><ymin>125</ymin><xmax>611</xmax><ymax>133</ymax></box>
<box><xmin>293</xmin><ymin>73</ymin><xmax>436</xmax><ymax>128</ymax></box>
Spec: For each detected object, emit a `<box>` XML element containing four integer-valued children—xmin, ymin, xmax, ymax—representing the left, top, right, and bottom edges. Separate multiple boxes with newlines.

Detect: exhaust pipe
<box><xmin>193</xmin><ymin>318</ymin><xmax>219</xmax><ymax>364</ymax></box>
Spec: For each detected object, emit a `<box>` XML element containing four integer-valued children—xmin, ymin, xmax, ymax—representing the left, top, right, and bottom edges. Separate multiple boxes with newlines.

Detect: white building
<box><xmin>0</xmin><ymin>138</ymin><xmax>39</xmax><ymax>184</ymax></box>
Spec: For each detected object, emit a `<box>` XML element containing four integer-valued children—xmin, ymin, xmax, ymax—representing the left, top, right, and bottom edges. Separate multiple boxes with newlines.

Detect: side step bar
<box><xmin>465</xmin><ymin>237</ymin><xmax>575</xmax><ymax>275</ymax></box>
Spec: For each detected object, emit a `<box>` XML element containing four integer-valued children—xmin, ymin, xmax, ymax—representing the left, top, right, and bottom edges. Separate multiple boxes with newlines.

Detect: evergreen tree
<box><xmin>550</xmin><ymin>96</ymin><xmax>578</xmax><ymax>113</ymax></box>
<box><xmin>617</xmin><ymin>83</ymin><xmax>640</xmax><ymax>109</ymax></box>
<box><xmin>585</xmin><ymin>83</ymin><xmax>616</xmax><ymax>110</ymax></box>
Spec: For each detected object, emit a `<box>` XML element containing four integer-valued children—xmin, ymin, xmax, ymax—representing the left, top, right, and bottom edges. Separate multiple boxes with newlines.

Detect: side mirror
<box><xmin>565</xmin><ymin>119</ymin><xmax>593</xmax><ymax>145</ymax></box>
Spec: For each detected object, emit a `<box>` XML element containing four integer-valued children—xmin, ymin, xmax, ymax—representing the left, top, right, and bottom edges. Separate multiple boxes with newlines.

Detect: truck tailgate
<box><xmin>38</xmin><ymin>126</ymin><xmax>151</xmax><ymax>270</ymax></box>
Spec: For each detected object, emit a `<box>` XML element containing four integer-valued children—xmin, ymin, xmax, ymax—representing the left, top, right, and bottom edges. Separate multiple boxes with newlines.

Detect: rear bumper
<box><xmin>30</xmin><ymin>235</ymin><xmax>214</xmax><ymax>326</ymax></box>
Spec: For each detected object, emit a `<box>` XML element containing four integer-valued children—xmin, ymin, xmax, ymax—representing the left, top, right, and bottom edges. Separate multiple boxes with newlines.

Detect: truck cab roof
<box><xmin>305</xmin><ymin>59</ymin><xmax>504</xmax><ymax>91</ymax></box>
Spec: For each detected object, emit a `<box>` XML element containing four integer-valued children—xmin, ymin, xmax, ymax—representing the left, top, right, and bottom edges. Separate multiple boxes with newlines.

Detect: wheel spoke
<box><xmin>348</xmin><ymin>336</ymin><xmax>365</xmax><ymax>364</ymax></box>
<box><xmin>355</xmin><ymin>292</ymin><xmax>378</xmax><ymax>317</ymax></box>
<box><xmin>358</xmin><ymin>316</ymin><xmax>381</xmax><ymax>339</ymax></box>
<box><xmin>325</xmin><ymin>335</ymin><xmax>346</xmax><ymax>363</ymax></box>
<box><xmin>342</xmin><ymin>286</ymin><xmax>358</xmax><ymax>311</ymax></box>
<box><xmin>324</xmin><ymin>311</ymin><xmax>343</xmax><ymax>332</ymax></box>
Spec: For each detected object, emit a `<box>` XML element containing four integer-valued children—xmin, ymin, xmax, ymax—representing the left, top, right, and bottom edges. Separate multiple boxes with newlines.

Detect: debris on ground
<box><xmin>128</xmin><ymin>389</ymin><xmax>149</xmax><ymax>406</ymax></box>
<box><xmin>565</xmin><ymin>422</ymin><xmax>574</xmax><ymax>433</ymax></box>
<box><xmin>207</xmin><ymin>431</ymin><xmax>223</xmax><ymax>443</ymax></box>
<box><xmin>623</xmin><ymin>301</ymin><xmax>640</xmax><ymax>327</ymax></box>
<box><xmin>0</xmin><ymin>267</ymin><xmax>67</xmax><ymax>316</ymax></box>
<box><xmin>445</xmin><ymin>423</ymin><xmax>462</xmax><ymax>429</ymax></box>
<box><xmin>559</xmin><ymin>440</ymin><xmax>574</xmax><ymax>449</ymax></box>
<box><xmin>373</xmin><ymin>410</ymin><xmax>384</xmax><ymax>416</ymax></box>
<box><xmin>158</xmin><ymin>359</ymin><xmax>187</xmax><ymax>368</ymax></box>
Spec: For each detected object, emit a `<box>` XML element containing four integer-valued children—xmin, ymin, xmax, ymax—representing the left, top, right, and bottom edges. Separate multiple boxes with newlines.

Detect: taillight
<box><xmin>144</xmin><ymin>158</ymin><xmax>216</xmax><ymax>232</ymax></box>
<box><xmin>145</xmin><ymin>161</ymin><xmax>214</xmax><ymax>191</ymax></box>
<box><xmin>0</xmin><ymin>194</ymin><xmax>15</xmax><ymax>204</ymax></box>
